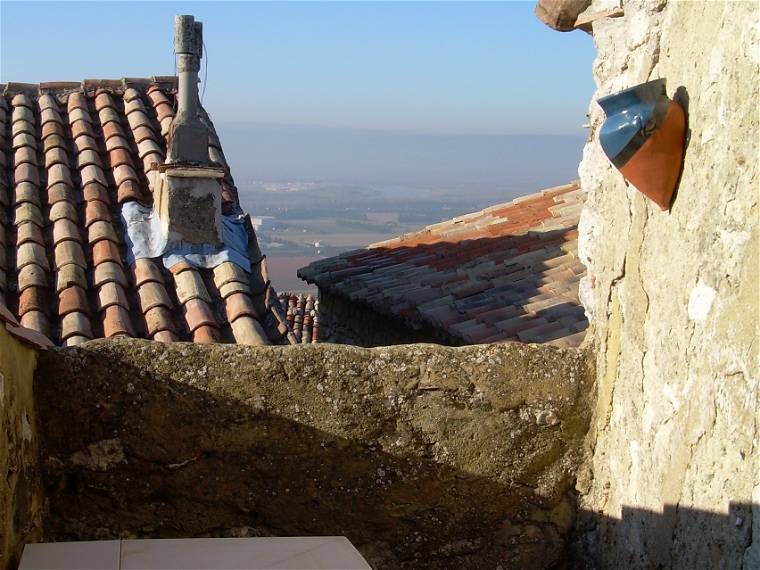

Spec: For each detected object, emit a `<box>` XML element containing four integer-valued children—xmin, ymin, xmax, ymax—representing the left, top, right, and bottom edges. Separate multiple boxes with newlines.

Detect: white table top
<box><xmin>20</xmin><ymin>537</ymin><xmax>372</xmax><ymax>570</ymax></box>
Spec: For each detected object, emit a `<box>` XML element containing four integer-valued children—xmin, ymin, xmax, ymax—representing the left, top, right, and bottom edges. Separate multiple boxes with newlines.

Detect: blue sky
<box><xmin>1</xmin><ymin>1</ymin><xmax>595</xmax><ymax>136</ymax></box>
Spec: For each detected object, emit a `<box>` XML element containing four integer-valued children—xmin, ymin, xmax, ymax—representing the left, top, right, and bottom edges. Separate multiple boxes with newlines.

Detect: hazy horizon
<box><xmin>218</xmin><ymin>121</ymin><xmax>585</xmax><ymax>192</ymax></box>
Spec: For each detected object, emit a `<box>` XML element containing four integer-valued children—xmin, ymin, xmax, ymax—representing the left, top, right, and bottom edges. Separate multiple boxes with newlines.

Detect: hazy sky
<box><xmin>1</xmin><ymin>1</ymin><xmax>596</xmax><ymax>136</ymax></box>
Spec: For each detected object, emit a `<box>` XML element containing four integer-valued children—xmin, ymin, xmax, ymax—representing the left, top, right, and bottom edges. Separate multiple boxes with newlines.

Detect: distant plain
<box><xmin>224</xmin><ymin>123</ymin><xmax>587</xmax><ymax>292</ymax></box>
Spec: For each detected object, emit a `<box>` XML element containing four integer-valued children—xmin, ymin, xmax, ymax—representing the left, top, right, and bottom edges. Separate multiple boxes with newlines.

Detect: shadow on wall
<box><xmin>573</xmin><ymin>502</ymin><xmax>756</xmax><ymax>570</ymax></box>
<box><xmin>34</xmin><ymin>340</ymin><xmax>591</xmax><ymax>570</ymax></box>
<box><xmin>312</xmin><ymin>227</ymin><xmax>588</xmax><ymax>347</ymax></box>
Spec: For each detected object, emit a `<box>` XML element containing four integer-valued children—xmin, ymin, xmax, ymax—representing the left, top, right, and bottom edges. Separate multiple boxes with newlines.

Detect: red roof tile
<box><xmin>0</xmin><ymin>79</ymin><xmax>291</xmax><ymax>346</ymax></box>
<box><xmin>277</xmin><ymin>293</ymin><xmax>319</xmax><ymax>344</ymax></box>
<box><xmin>299</xmin><ymin>182</ymin><xmax>588</xmax><ymax>347</ymax></box>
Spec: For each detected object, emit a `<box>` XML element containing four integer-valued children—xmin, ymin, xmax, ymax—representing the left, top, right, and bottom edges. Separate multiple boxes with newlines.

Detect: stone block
<box><xmin>154</xmin><ymin>165</ymin><xmax>225</xmax><ymax>245</ymax></box>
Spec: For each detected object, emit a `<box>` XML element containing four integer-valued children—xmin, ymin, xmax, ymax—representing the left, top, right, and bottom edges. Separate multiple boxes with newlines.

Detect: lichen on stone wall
<box><xmin>574</xmin><ymin>1</ymin><xmax>759</xmax><ymax>568</ymax></box>
<box><xmin>35</xmin><ymin>338</ymin><xmax>593</xmax><ymax>570</ymax></box>
<box><xmin>0</xmin><ymin>325</ymin><xmax>43</xmax><ymax>570</ymax></box>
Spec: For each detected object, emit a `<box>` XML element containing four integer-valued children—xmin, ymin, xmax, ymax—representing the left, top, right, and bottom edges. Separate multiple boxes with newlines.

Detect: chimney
<box><xmin>155</xmin><ymin>14</ymin><xmax>225</xmax><ymax>245</ymax></box>
<box><xmin>169</xmin><ymin>15</ymin><xmax>209</xmax><ymax>164</ymax></box>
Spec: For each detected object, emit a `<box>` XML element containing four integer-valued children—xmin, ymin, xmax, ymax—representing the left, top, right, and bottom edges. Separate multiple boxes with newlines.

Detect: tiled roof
<box><xmin>299</xmin><ymin>182</ymin><xmax>588</xmax><ymax>347</ymax></box>
<box><xmin>277</xmin><ymin>292</ymin><xmax>320</xmax><ymax>343</ymax></box>
<box><xmin>0</xmin><ymin>79</ymin><xmax>292</xmax><ymax>346</ymax></box>
<box><xmin>0</xmin><ymin>297</ymin><xmax>53</xmax><ymax>349</ymax></box>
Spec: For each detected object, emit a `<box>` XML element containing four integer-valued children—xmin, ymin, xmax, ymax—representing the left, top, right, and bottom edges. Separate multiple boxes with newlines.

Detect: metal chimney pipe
<box><xmin>168</xmin><ymin>14</ymin><xmax>210</xmax><ymax>164</ymax></box>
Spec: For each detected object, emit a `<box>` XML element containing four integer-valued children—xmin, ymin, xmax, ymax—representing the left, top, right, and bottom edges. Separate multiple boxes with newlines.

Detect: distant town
<box><xmin>238</xmin><ymin>179</ymin><xmax>536</xmax><ymax>291</ymax></box>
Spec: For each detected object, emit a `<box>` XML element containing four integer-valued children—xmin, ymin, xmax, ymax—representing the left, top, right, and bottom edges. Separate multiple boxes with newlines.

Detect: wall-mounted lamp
<box><xmin>597</xmin><ymin>79</ymin><xmax>686</xmax><ymax>211</ymax></box>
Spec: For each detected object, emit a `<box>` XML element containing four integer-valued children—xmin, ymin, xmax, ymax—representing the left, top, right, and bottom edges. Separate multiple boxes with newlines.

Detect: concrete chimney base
<box><xmin>154</xmin><ymin>165</ymin><xmax>225</xmax><ymax>245</ymax></box>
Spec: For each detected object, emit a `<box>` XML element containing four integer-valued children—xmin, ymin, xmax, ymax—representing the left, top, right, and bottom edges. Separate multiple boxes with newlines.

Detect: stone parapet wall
<box><xmin>36</xmin><ymin>339</ymin><xmax>593</xmax><ymax>569</ymax></box>
<box><xmin>0</xmin><ymin>324</ymin><xmax>44</xmax><ymax>570</ymax></box>
<box><xmin>575</xmin><ymin>1</ymin><xmax>759</xmax><ymax>567</ymax></box>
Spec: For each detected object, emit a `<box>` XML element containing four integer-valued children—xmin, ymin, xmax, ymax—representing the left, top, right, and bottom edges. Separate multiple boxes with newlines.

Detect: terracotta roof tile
<box><xmin>19</xmin><ymin>287</ymin><xmax>46</xmax><ymax>316</ymax></box>
<box><xmin>174</xmin><ymin>269</ymin><xmax>211</xmax><ymax>304</ymax></box>
<box><xmin>108</xmin><ymin>147</ymin><xmax>133</xmax><ymax>169</ymax></box>
<box><xmin>56</xmin><ymin>263</ymin><xmax>87</xmax><ymax>292</ymax></box>
<box><xmin>93</xmin><ymin>261</ymin><xmax>127</xmax><ymax>288</ymax></box>
<box><xmin>18</xmin><ymin>264</ymin><xmax>47</xmax><ymax>291</ymax></box>
<box><xmin>102</xmin><ymin>305</ymin><xmax>134</xmax><ymax>338</ymax></box>
<box><xmin>96</xmin><ymin>282</ymin><xmax>128</xmax><ymax>311</ymax></box>
<box><xmin>73</xmin><ymin>134</ymin><xmax>98</xmax><ymax>153</ymax></box>
<box><xmin>61</xmin><ymin>311</ymin><xmax>92</xmax><ymax>340</ymax></box>
<box><xmin>17</xmin><ymin>223</ymin><xmax>44</xmax><ymax>246</ymax></box>
<box><xmin>1</xmin><ymin>81</ymin><xmax>289</xmax><ymax>346</ymax></box>
<box><xmin>14</xmin><ymin>182</ymin><xmax>40</xmax><ymax>206</ymax></box>
<box><xmin>14</xmin><ymin>146</ymin><xmax>38</xmax><ymax>167</ymax></box>
<box><xmin>58</xmin><ymin>286</ymin><xmax>90</xmax><ymax>317</ymax></box>
<box><xmin>82</xmin><ymin>182</ymin><xmax>111</xmax><ymax>204</ymax></box>
<box><xmin>225</xmin><ymin>292</ymin><xmax>257</xmax><ymax>322</ymax></box>
<box><xmin>16</xmin><ymin>204</ymin><xmax>44</xmax><ymax>228</ymax></box>
<box><xmin>87</xmin><ymin>220</ymin><xmax>119</xmax><ymax>245</ymax></box>
<box><xmin>71</xmin><ymin>120</ymin><xmax>95</xmax><ymax>140</ymax></box>
<box><xmin>153</xmin><ymin>330</ymin><xmax>178</xmax><ymax>343</ymax></box>
<box><xmin>44</xmin><ymin>147</ymin><xmax>69</xmax><ymax>169</ymax></box>
<box><xmin>138</xmin><ymin>281</ymin><xmax>172</xmax><ymax>313</ymax></box>
<box><xmin>218</xmin><ymin>279</ymin><xmax>250</xmax><ymax>299</ymax></box>
<box><xmin>63</xmin><ymin>335</ymin><xmax>89</xmax><ymax>347</ymax></box>
<box><xmin>84</xmin><ymin>200</ymin><xmax>111</xmax><ymax>227</ymax></box>
<box><xmin>47</xmin><ymin>183</ymin><xmax>76</xmax><ymax>205</ymax></box>
<box><xmin>49</xmin><ymin>200</ymin><xmax>78</xmax><ymax>223</ymax></box>
<box><xmin>54</xmin><ymin>241</ymin><xmax>86</xmax><ymax>268</ymax></box>
<box><xmin>183</xmin><ymin>298</ymin><xmax>217</xmax><ymax>333</ymax></box>
<box><xmin>213</xmin><ymin>261</ymin><xmax>248</xmax><ymax>288</ymax></box>
<box><xmin>133</xmin><ymin>258</ymin><xmax>164</xmax><ymax>286</ymax></box>
<box><xmin>76</xmin><ymin>149</ymin><xmax>102</xmax><ymax>169</ymax></box>
<box><xmin>92</xmin><ymin>239</ymin><xmax>121</xmax><ymax>265</ymax></box>
<box><xmin>42</xmin><ymin>132</ymin><xmax>66</xmax><ymax>152</ymax></box>
<box><xmin>17</xmin><ymin>242</ymin><xmax>49</xmax><ymax>270</ymax></box>
<box><xmin>20</xmin><ymin>310</ymin><xmax>50</xmax><ymax>338</ymax></box>
<box><xmin>103</xmin><ymin>121</ymin><xmax>126</xmax><ymax>141</ymax></box>
<box><xmin>144</xmin><ymin>305</ymin><xmax>176</xmax><ymax>336</ymax></box>
<box><xmin>193</xmin><ymin>324</ymin><xmax>220</xmax><ymax>344</ymax></box>
<box><xmin>299</xmin><ymin>182</ymin><xmax>588</xmax><ymax>347</ymax></box>
<box><xmin>229</xmin><ymin>316</ymin><xmax>268</xmax><ymax>346</ymax></box>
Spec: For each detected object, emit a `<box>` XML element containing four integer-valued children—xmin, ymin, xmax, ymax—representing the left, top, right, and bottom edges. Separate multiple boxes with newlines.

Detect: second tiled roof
<box><xmin>299</xmin><ymin>182</ymin><xmax>588</xmax><ymax>347</ymax></box>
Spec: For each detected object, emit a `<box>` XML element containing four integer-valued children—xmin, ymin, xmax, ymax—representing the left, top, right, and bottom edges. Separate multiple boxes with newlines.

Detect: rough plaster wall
<box><xmin>0</xmin><ymin>326</ymin><xmax>43</xmax><ymax>570</ymax></box>
<box><xmin>575</xmin><ymin>1</ymin><xmax>759</xmax><ymax>568</ymax></box>
<box><xmin>36</xmin><ymin>339</ymin><xmax>593</xmax><ymax>570</ymax></box>
<box><xmin>318</xmin><ymin>291</ymin><xmax>453</xmax><ymax>347</ymax></box>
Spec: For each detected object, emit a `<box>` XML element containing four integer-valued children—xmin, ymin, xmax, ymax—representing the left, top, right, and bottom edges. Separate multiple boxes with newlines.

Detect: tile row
<box><xmin>278</xmin><ymin>293</ymin><xmax>319</xmax><ymax>344</ymax></box>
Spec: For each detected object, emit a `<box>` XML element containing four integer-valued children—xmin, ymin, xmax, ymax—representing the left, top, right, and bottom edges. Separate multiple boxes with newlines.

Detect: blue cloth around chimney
<box><xmin>121</xmin><ymin>201</ymin><xmax>252</xmax><ymax>273</ymax></box>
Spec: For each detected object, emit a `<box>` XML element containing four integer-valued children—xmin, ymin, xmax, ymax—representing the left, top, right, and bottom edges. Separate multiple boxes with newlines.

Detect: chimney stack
<box><xmin>169</xmin><ymin>15</ymin><xmax>209</xmax><ymax>164</ymax></box>
<box><xmin>155</xmin><ymin>14</ymin><xmax>225</xmax><ymax>245</ymax></box>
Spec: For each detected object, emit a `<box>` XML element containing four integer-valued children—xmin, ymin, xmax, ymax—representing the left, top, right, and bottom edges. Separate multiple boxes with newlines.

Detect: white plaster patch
<box><xmin>688</xmin><ymin>280</ymin><xmax>717</xmax><ymax>321</ymax></box>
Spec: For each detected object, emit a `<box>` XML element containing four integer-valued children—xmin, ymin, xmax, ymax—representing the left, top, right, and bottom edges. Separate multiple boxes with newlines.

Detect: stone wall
<box><xmin>0</xmin><ymin>324</ymin><xmax>44</xmax><ymax>570</ymax></box>
<box><xmin>35</xmin><ymin>339</ymin><xmax>593</xmax><ymax>569</ymax></box>
<box><xmin>318</xmin><ymin>291</ymin><xmax>454</xmax><ymax>347</ymax></box>
<box><xmin>573</xmin><ymin>1</ymin><xmax>759</xmax><ymax>568</ymax></box>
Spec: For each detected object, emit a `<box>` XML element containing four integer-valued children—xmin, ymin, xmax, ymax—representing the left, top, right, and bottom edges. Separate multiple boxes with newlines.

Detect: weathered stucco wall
<box><xmin>0</xmin><ymin>324</ymin><xmax>44</xmax><ymax>570</ymax></box>
<box><xmin>318</xmin><ymin>291</ymin><xmax>453</xmax><ymax>347</ymax></box>
<box><xmin>36</xmin><ymin>339</ymin><xmax>593</xmax><ymax>569</ymax></box>
<box><xmin>575</xmin><ymin>1</ymin><xmax>759</xmax><ymax>568</ymax></box>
